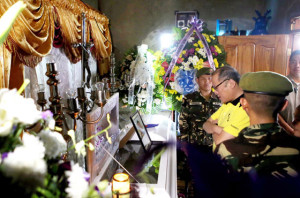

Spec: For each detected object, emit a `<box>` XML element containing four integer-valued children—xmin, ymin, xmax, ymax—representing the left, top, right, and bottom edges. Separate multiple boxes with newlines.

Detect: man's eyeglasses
<box><xmin>213</xmin><ymin>79</ymin><xmax>229</xmax><ymax>90</ymax></box>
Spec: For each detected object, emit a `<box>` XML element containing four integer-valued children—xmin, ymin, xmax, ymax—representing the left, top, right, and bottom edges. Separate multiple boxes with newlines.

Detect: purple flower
<box><xmin>95</xmin><ymin>185</ymin><xmax>100</xmax><ymax>193</ymax></box>
<box><xmin>41</xmin><ymin>110</ymin><xmax>53</xmax><ymax>120</ymax></box>
<box><xmin>188</xmin><ymin>48</ymin><xmax>195</xmax><ymax>55</ymax></box>
<box><xmin>210</xmin><ymin>46</ymin><xmax>218</xmax><ymax>56</ymax></box>
<box><xmin>83</xmin><ymin>171</ymin><xmax>90</xmax><ymax>182</ymax></box>
<box><xmin>1</xmin><ymin>152</ymin><xmax>8</xmax><ymax>160</ymax></box>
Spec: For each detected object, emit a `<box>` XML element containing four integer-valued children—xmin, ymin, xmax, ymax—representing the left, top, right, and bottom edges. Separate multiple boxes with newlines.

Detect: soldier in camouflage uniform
<box><xmin>179</xmin><ymin>67</ymin><xmax>221</xmax><ymax>148</ymax></box>
<box><xmin>177</xmin><ymin>67</ymin><xmax>221</xmax><ymax>197</ymax></box>
<box><xmin>216</xmin><ymin>71</ymin><xmax>300</xmax><ymax>179</ymax></box>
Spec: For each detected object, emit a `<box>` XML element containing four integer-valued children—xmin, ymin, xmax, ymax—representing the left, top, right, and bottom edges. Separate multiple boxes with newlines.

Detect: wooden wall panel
<box><xmin>224</xmin><ymin>45</ymin><xmax>237</xmax><ymax>68</ymax></box>
<box><xmin>254</xmin><ymin>46</ymin><xmax>274</xmax><ymax>72</ymax></box>
<box><xmin>218</xmin><ymin>34</ymin><xmax>290</xmax><ymax>76</ymax></box>
<box><xmin>237</xmin><ymin>43</ymin><xmax>255</xmax><ymax>74</ymax></box>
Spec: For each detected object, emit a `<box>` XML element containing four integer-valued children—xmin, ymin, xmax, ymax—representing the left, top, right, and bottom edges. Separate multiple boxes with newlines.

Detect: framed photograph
<box><xmin>130</xmin><ymin>111</ymin><xmax>152</xmax><ymax>152</ymax></box>
<box><xmin>175</xmin><ymin>10</ymin><xmax>199</xmax><ymax>29</ymax></box>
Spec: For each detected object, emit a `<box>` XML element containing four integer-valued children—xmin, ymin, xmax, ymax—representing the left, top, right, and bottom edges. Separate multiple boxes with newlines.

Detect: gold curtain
<box><xmin>3</xmin><ymin>0</ymin><xmax>54</xmax><ymax>66</ymax></box>
<box><xmin>0</xmin><ymin>0</ymin><xmax>112</xmax><ymax>89</ymax></box>
<box><xmin>49</xmin><ymin>0</ymin><xmax>112</xmax><ymax>64</ymax></box>
<box><xmin>0</xmin><ymin>45</ymin><xmax>11</xmax><ymax>88</ymax></box>
<box><xmin>0</xmin><ymin>0</ymin><xmax>54</xmax><ymax>89</ymax></box>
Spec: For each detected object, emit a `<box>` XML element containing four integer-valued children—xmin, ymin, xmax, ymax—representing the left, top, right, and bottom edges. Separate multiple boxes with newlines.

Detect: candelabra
<box><xmin>36</xmin><ymin>12</ymin><xmax>119</xmax><ymax>143</ymax></box>
<box><xmin>37</xmin><ymin>63</ymin><xmax>64</xmax><ymax>127</ymax></box>
<box><xmin>36</xmin><ymin>62</ymin><xmax>111</xmax><ymax>138</ymax></box>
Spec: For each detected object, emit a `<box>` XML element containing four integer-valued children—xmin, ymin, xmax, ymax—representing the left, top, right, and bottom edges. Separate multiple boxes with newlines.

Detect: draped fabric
<box><xmin>0</xmin><ymin>0</ymin><xmax>112</xmax><ymax>88</ymax></box>
<box><xmin>3</xmin><ymin>0</ymin><xmax>54</xmax><ymax>67</ymax></box>
<box><xmin>49</xmin><ymin>0</ymin><xmax>112</xmax><ymax>64</ymax></box>
<box><xmin>0</xmin><ymin>45</ymin><xmax>11</xmax><ymax>88</ymax></box>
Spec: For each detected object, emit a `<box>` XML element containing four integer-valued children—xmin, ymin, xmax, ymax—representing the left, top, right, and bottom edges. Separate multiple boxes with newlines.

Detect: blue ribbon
<box><xmin>175</xmin><ymin>69</ymin><xmax>197</xmax><ymax>95</ymax></box>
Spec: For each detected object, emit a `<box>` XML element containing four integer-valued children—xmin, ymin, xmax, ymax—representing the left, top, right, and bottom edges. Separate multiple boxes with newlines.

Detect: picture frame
<box><xmin>130</xmin><ymin>111</ymin><xmax>152</xmax><ymax>152</ymax></box>
<box><xmin>175</xmin><ymin>10</ymin><xmax>199</xmax><ymax>29</ymax></box>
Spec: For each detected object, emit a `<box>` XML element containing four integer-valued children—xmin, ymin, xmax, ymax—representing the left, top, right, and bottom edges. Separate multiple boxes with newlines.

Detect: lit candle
<box><xmin>112</xmin><ymin>173</ymin><xmax>130</xmax><ymax>198</ymax></box>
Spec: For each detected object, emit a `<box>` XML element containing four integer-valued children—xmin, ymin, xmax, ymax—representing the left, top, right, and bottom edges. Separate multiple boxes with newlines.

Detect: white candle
<box><xmin>112</xmin><ymin>173</ymin><xmax>130</xmax><ymax>198</ymax></box>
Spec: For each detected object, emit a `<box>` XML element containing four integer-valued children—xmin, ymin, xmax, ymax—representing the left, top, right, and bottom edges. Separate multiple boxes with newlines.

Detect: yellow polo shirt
<box><xmin>211</xmin><ymin>96</ymin><xmax>250</xmax><ymax>150</ymax></box>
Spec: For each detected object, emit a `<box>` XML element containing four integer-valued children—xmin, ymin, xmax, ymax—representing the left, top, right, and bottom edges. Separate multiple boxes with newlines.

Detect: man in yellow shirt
<box><xmin>203</xmin><ymin>66</ymin><xmax>250</xmax><ymax>149</ymax></box>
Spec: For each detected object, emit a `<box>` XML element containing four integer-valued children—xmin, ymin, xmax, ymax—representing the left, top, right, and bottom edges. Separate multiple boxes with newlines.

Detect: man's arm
<box><xmin>178</xmin><ymin>97</ymin><xmax>190</xmax><ymax>140</ymax></box>
<box><xmin>203</xmin><ymin>117</ymin><xmax>223</xmax><ymax>134</ymax></box>
<box><xmin>204</xmin><ymin>118</ymin><xmax>234</xmax><ymax>146</ymax></box>
<box><xmin>213</xmin><ymin>132</ymin><xmax>235</xmax><ymax>146</ymax></box>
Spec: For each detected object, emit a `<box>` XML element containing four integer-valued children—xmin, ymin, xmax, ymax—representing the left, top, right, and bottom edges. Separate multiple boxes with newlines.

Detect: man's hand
<box><xmin>203</xmin><ymin>118</ymin><xmax>223</xmax><ymax>134</ymax></box>
<box><xmin>212</xmin><ymin>124</ymin><xmax>223</xmax><ymax>135</ymax></box>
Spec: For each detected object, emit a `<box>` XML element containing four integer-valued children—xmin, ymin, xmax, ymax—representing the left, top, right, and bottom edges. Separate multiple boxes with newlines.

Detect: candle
<box><xmin>112</xmin><ymin>173</ymin><xmax>130</xmax><ymax>198</ymax></box>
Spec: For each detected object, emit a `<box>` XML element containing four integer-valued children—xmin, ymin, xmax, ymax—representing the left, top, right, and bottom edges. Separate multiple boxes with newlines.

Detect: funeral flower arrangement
<box><xmin>0</xmin><ymin>84</ymin><xmax>112</xmax><ymax>198</ymax></box>
<box><xmin>117</xmin><ymin>45</ymin><xmax>164</xmax><ymax>114</ymax></box>
<box><xmin>153</xmin><ymin>26</ymin><xmax>227</xmax><ymax>112</ymax></box>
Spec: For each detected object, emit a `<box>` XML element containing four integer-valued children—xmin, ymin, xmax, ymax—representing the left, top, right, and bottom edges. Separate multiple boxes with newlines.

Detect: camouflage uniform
<box><xmin>179</xmin><ymin>91</ymin><xmax>221</xmax><ymax>147</ymax></box>
<box><xmin>216</xmin><ymin>123</ymin><xmax>300</xmax><ymax>178</ymax></box>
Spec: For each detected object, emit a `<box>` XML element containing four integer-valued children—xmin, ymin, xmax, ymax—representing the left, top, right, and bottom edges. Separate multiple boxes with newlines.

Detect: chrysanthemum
<box><xmin>0</xmin><ymin>89</ymin><xmax>41</xmax><ymax>136</ymax></box>
<box><xmin>38</xmin><ymin>129</ymin><xmax>67</xmax><ymax>159</ymax></box>
<box><xmin>65</xmin><ymin>163</ymin><xmax>89</xmax><ymax>198</ymax></box>
<box><xmin>2</xmin><ymin>133</ymin><xmax>46</xmax><ymax>188</ymax></box>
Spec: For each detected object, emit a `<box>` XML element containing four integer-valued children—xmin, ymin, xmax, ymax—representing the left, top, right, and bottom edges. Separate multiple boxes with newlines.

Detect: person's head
<box><xmin>212</xmin><ymin>65</ymin><xmax>241</xmax><ymax>103</ymax></box>
<box><xmin>289</xmin><ymin>50</ymin><xmax>300</xmax><ymax>79</ymax></box>
<box><xmin>195</xmin><ymin>67</ymin><xmax>213</xmax><ymax>93</ymax></box>
<box><xmin>292</xmin><ymin>105</ymin><xmax>300</xmax><ymax>137</ymax></box>
<box><xmin>239</xmin><ymin>71</ymin><xmax>293</xmax><ymax>119</ymax></box>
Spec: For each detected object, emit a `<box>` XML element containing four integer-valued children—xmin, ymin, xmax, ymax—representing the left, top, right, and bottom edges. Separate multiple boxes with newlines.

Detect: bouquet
<box><xmin>117</xmin><ymin>46</ymin><xmax>164</xmax><ymax>114</ymax></box>
<box><xmin>153</xmin><ymin>26</ymin><xmax>227</xmax><ymax>112</ymax></box>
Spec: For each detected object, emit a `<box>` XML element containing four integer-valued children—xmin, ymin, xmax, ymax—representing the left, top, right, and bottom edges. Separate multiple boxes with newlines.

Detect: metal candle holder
<box><xmin>45</xmin><ymin>63</ymin><xmax>64</xmax><ymax>128</ymax></box>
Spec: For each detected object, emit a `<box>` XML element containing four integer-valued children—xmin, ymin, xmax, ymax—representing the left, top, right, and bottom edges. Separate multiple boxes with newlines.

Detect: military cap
<box><xmin>196</xmin><ymin>67</ymin><xmax>212</xmax><ymax>77</ymax></box>
<box><xmin>239</xmin><ymin>71</ymin><xmax>293</xmax><ymax>96</ymax></box>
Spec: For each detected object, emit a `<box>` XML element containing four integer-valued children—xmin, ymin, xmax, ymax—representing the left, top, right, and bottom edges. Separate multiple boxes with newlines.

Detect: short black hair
<box><xmin>245</xmin><ymin>93</ymin><xmax>286</xmax><ymax>119</ymax></box>
<box><xmin>212</xmin><ymin>65</ymin><xmax>240</xmax><ymax>83</ymax></box>
<box><xmin>290</xmin><ymin>50</ymin><xmax>300</xmax><ymax>61</ymax></box>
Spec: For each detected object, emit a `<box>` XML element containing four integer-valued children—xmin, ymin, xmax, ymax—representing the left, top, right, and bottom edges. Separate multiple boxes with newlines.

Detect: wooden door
<box><xmin>218</xmin><ymin>35</ymin><xmax>290</xmax><ymax>75</ymax></box>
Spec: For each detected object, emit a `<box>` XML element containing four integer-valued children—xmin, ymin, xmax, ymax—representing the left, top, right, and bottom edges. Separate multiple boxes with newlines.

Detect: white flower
<box><xmin>68</xmin><ymin>130</ymin><xmax>76</xmax><ymax>143</ymax></box>
<box><xmin>48</xmin><ymin>118</ymin><xmax>56</xmax><ymax>130</ymax></box>
<box><xmin>129</xmin><ymin>60</ymin><xmax>136</xmax><ymax>70</ymax></box>
<box><xmin>182</xmin><ymin>61</ymin><xmax>192</xmax><ymax>70</ymax></box>
<box><xmin>0</xmin><ymin>118</ymin><xmax>13</xmax><ymax>137</ymax></box>
<box><xmin>2</xmin><ymin>133</ymin><xmax>46</xmax><ymax>188</ymax></box>
<box><xmin>22</xmin><ymin>132</ymin><xmax>46</xmax><ymax>158</ymax></box>
<box><xmin>41</xmin><ymin>110</ymin><xmax>56</xmax><ymax>130</ymax></box>
<box><xmin>65</xmin><ymin>163</ymin><xmax>89</xmax><ymax>198</ymax></box>
<box><xmin>154</xmin><ymin>98</ymin><xmax>161</xmax><ymax>105</ymax></box>
<box><xmin>140</xmin><ymin>56</ymin><xmax>147</xmax><ymax>63</ymax></box>
<box><xmin>96</xmin><ymin>180</ymin><xmax>112</xmax><ymax>197</ymax></box>
<box><xmin>75</xmin><ymin>140</ymin><xmax>86</xmax><ymax>157</ymax></box>
<box><xmin>0</xmin><ymin>89</ymin><xmax>41</xmax><ymax>136</ymax></box>
<box><xmin>197</xmin><ymin>48</ymin><xmax>207</xmax><ymax>58</ymax></box>
<box><xmin>170</xmin><ymin>82</ymin><xmax>176</xmax><ymax>90</ymax></box>
<box><xmin>188</xmin><ymin>55</ymin><xmax>199</xmax><ymax>66</ymax></box>
<box><xmin>188</xmin><ymin>37</ymin><xmax>194</xmax><ymax>43</ymax></box>
<box><xmin>38</xmin><ymin>129</ymin><xmax>67</xmax><ymax>159</ymax></box>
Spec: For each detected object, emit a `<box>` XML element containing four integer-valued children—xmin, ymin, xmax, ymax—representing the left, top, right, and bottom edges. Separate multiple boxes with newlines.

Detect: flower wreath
<box><xmin>117</xmin><ymin>46</ymin><xmax>164</xmax><ymax>114</ymax></box>
<box><xmin>153</xmin><ymin>26</ymin><xmax>227</xmax><ymax>112</ymax></box>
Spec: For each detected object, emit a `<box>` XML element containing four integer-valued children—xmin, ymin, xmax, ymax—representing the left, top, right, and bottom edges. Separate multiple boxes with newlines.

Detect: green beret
<box><xmin>239</xmin><ymin>71</ymin><xmax>293</xmax><ymax>96</ymax></box>
<box><xmin>196</xmin><ymin>67</ymin><xmax>212</xmax><ymax>77</ymax></box>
